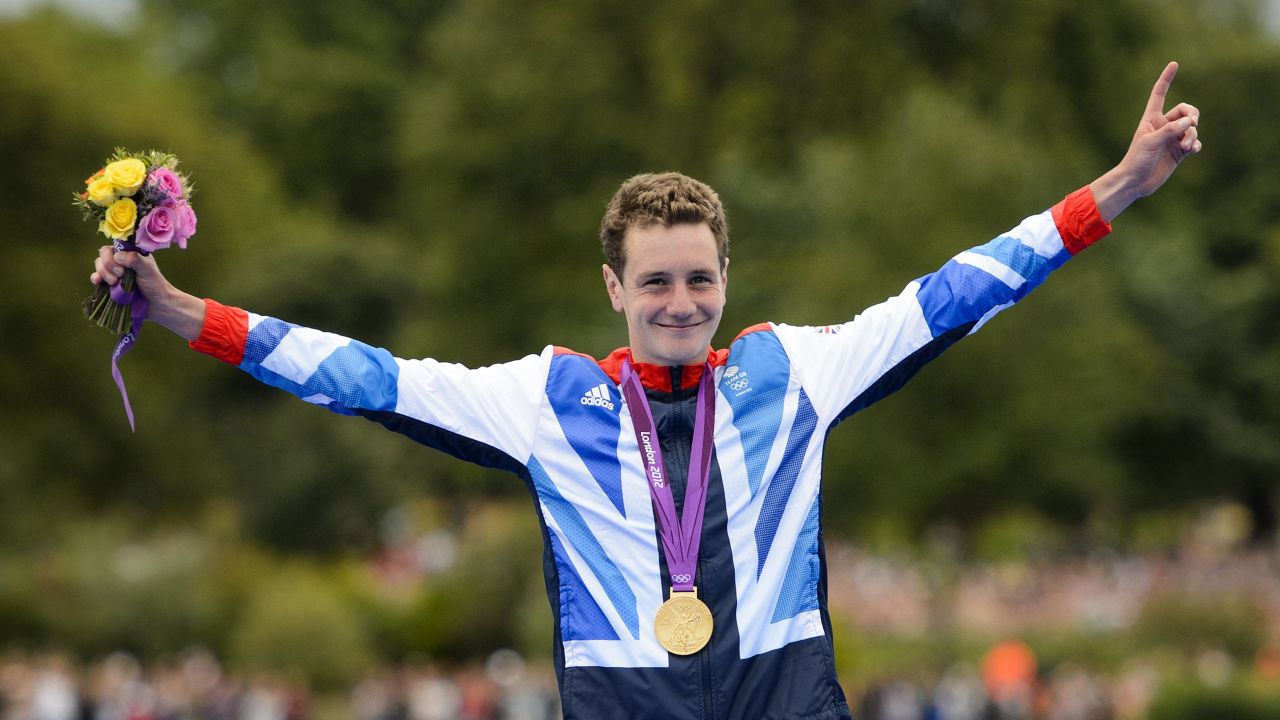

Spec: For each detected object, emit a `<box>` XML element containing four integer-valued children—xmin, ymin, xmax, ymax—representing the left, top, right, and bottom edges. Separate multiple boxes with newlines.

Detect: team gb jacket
<box><xmin>189</xmin><ymin>187</ymin><xmax>1110</xmax><ymax>719</ymax></box>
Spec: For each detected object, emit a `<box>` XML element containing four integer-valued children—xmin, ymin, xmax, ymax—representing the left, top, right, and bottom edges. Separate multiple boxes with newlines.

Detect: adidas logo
<box><xmin>580</xmin><ymin>383</ymin><xmax>616</xmax><ymax>410</ymax></box>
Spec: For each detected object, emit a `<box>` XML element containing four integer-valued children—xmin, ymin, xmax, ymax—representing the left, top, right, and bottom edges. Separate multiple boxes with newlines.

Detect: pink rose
<box><xmin>135</xmin><ymin>206</ymin><xmax>177</xmax><ymax>251</ymax></box>
<box><xmin>172</xmin><ymin>201</ymin><xmax>197</xmax><ymax>249</ymax></box>
<box><xmin>147</xmin><ymin>167</ymin><xmax>185</xmax><ymax>204</ymax></box>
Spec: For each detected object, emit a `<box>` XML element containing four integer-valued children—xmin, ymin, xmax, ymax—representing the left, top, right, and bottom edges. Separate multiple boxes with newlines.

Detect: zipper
<box><xmin>667</xmin><ymin>365</ymin><xmax>689</xmax><ymax>496</ymax></box>
<box><xmin>699</xmin><ymin>552</ymin><xmax>714</xmax><ymax>720</ymax></box>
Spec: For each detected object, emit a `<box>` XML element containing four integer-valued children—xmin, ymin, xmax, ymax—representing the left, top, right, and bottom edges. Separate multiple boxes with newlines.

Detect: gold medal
<box><xmin>654</xmin><ymin>587</ymin><xmax>713</xmax><ymax>655</ymax></box>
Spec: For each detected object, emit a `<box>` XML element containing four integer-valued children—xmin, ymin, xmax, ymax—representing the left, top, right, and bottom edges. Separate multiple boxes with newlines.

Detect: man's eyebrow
<box><xmin>632</xmin><ymin>267</ymin><xmax>719</xmax><ymax>281</ymax></box>
<box><xmin>634</xmin><ymin>269</ymin><xmax>671</xmax><ymax>280</ymax></box>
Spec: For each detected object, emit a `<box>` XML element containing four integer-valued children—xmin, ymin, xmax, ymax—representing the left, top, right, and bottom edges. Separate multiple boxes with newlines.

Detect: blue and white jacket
<box><xmin>191</xmin><ymin>188</ymin><xmax>1110</xmax><ymax>719</ymax></box>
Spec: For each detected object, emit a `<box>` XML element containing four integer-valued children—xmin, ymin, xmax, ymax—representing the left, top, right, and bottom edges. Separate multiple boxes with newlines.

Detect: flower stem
<box><xmin>83</xmin><ymin>268</ymin><xmax>136</xmax><ymax>335</ymax></box>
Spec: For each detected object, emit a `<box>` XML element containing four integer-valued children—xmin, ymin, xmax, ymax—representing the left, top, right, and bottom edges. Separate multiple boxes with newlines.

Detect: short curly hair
<box><xmin>600</xmin><ymin>172</ymin><xmax>728</xmax><ymax>279</ymax></box>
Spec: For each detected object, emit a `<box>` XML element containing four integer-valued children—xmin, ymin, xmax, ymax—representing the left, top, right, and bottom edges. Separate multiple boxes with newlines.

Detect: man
<box><xmin>93</xmin><ymin>63</ymin><xmax>1200</xmax><ymax>719</ymax></box>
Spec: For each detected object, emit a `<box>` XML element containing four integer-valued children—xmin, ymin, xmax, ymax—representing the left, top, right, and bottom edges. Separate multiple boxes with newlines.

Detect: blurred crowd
<box><xmin>4</xmin><ymin>508</ymin><xmax>1279</xmax><ymax>720</ymax></box>
<box><xmin>4</xmin><ymin>640</ymin><xmax>1276</xmax><ymax>720</ymax></box>
<box><xmin>0</xmin><ymin>648</ymin><xmax>307</xmax><ymax>720</ymax></box>
<box><xmin>0</xmin><ymin>648</ymin><xmax>559</xmax><ymax>720</ymax></box>
<box><xmin>349</xmin><ymin>651</ymin><xmax>560</xmax><ymax>720</ymax></box>
<box><xmin>827</xmin><ymin>524</ymin><xmax>1280</xmax><ymax>640</ymax></box>
<box><xmin>849</xmin><ymin>642</ymin><xmax>1237</xmax><ymax>720</ymax></box>
<box><xmin>828</xmin><ymin>505</ymin><xmax>1280</xmax><ymax>720</ymax></box>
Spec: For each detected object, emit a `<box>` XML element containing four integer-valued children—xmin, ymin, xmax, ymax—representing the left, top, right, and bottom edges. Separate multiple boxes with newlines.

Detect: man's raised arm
<box><xmin>769</xmin><ymin>61</ymin><xmax>1201</xmax><ymax>423</ymax></box>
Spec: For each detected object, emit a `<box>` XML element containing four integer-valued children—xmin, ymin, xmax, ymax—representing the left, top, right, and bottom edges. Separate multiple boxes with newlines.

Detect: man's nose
<box><xmin>666</xmin><ymin>283</ymin><xmax>696</xmax><ymax>317</ymax></box>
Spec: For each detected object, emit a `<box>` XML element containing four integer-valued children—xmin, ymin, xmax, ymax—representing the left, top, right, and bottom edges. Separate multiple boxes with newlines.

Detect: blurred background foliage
<box><xmin>1</xmin><ymin>0</ymin><xmax>1279</xmax><ymax>701</ymax></box>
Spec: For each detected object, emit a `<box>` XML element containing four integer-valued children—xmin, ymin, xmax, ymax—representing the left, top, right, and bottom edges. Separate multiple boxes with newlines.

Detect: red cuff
<box><xmin>188</xmin><ymin>298</ymin><xmax>248</xmax><ymax>366</ymax></box>
<box><xmin>1051</xmin><ymin>186</ymin><xmax>1112</xmax><ymax>255</ymax></box>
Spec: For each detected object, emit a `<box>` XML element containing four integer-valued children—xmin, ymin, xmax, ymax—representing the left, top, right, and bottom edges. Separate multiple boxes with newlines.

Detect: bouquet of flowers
<box><xmin>77</xmin><ymin>148</ymin><xmax>196</xmax><ymax>333</ymax></box>
<box><xmin>74</xmin><ymin>148</ymin><xmax>196</xmax><ymax>429</ymax></box>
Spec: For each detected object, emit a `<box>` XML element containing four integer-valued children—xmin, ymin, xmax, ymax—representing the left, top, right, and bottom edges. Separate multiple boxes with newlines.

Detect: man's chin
<box><xmin>656</xmin><ymin>342</ymin><xmax>710</xmax><ymax>367</ymax></box>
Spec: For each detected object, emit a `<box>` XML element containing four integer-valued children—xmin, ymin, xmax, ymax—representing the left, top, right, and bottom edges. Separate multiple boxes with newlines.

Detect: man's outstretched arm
<box><xmin>91</xmin><ymin>242</ymin><xmax>549</xmax><ymax>471</ymax></box>
<box><xmin>770</xmin><ymin>61</ymin><xmax>1201</xmax><ymax>423</ymax></box>
<box><xmin>1091</xmin><ymin>61</ymin><xmax>1201</xmax><ymax>222</ymax></box>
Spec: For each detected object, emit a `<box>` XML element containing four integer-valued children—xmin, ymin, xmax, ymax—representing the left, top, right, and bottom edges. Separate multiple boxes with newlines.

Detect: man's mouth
<box><xmin>658</xmin><ymin>321</ymin><xmax>702</xmax><ymax>331</ymax></box>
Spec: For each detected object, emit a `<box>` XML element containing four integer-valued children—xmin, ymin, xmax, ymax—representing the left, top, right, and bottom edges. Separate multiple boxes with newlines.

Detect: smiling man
<box><xmin>93</xmin><ymin>63</ymin><xmax>1200</xmax><ymax>719</ymax></box>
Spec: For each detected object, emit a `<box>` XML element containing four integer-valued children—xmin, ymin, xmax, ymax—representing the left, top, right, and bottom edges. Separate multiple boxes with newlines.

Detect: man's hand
<box><xmin>92</xmin><ymin>246</ymin><xmax>206</xmax><ymax>341</ymax></box>
<box><xmin>1091</xmin><ymin>61</ymin><xmax>1202</xmax><ymax>222</ymax></box>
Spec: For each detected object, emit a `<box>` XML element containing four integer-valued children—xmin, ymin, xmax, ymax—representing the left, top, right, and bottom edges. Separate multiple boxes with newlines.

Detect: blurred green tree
<box><xmin>2</xmin><ymin>0</ymin><xmax>1277</xmax><ymax>579</ymax></box>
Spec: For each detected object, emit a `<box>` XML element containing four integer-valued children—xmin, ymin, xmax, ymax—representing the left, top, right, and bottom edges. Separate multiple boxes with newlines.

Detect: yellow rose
<box><xmin>99</xmin><ymin>198</ymin><xmax>138</xmax><ymax>239</ymax></box>
<box><xmin>103</xmin><ymin>158</ymin><xmax>147</xmax><ymax>196</ymax></box>
<box><xmin>86</xmin><ymin>176</ymin><xmax>118</xmax><ymax>206</ymax></box>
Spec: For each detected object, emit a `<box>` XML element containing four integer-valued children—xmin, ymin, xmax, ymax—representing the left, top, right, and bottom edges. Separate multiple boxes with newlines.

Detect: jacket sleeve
<box><xmin>189</xmin><ymin>301</ymin><xmax>549</xmax><ymax>472</ymax></box>
<box><xmin>771</xmin><ymin>185</ymin><xmax>1111</xmax><ymax>425</ymax></box>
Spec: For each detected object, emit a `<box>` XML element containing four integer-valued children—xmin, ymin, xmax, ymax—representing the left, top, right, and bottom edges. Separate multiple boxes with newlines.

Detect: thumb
<box><xmin>1152</xmin><ymin>115</ymin><xmax>1195</xmax><ymax>145</ymax></box>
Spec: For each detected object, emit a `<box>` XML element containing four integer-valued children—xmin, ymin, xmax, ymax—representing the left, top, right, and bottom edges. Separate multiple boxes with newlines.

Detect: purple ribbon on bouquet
<box><xmin>108</xmin><ymin>239</ymin><xmax>149</xmax><ymax>432</ymax></box>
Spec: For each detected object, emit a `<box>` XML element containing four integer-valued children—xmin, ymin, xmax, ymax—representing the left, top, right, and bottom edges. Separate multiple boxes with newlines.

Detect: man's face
<box><xmin>602</xmin><ymin>222</ymin><xmax>728</xmax><ymax>367</ymax></box>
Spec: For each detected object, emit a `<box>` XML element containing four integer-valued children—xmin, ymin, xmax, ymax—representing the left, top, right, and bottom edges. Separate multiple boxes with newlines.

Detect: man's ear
<box><xmin>720</xmin><ymin>257</ymin><xmax>729</xmax><ymax>294</ymax></box>
<box><xmin>602</xmin><ymin>264</ymin><xmax>625</xmax><ymax>312</ymax></box>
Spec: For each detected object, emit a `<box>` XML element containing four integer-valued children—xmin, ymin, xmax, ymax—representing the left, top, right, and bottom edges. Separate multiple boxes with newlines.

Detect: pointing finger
<box><xmin>1145</xmin><ymin>61</ymin><xmax>1179</xmax><ymax>116</ymax></box>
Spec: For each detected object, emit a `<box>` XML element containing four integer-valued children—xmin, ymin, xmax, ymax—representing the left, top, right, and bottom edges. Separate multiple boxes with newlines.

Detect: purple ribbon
<box><xmin>620</xmin><ymin>359</ymin><xmax>716</xmax><ymax>593</ymax></box>
<box><xmin>108</xmin><ymin>239</ymin><xmax>149</xmax><ymax>432</ymax></box>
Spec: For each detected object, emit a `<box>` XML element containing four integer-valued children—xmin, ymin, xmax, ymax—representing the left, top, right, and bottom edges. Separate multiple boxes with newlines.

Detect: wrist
<box><xmin>1090</xmin><ymin>166</ymin><xmax>1143</xmax><ymax>223</ymax></box>
<box><xmin>149</xmin><ymin>285</ymin><xmax>206</xmax><ymax>341</ymax></box>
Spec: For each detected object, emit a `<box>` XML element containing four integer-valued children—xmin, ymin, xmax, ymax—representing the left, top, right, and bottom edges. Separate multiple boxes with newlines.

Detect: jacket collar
<box><xmin>597</xmin><ymin>346</ymin><xmax>729</xmax><ymax>392</ymax></box>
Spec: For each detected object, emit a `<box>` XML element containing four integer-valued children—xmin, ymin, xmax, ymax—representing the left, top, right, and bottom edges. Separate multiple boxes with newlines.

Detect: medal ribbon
<box><xmin>620</xmin><ymin>358</ymin><xmax>716</xmax><ymax>594</ymax></box>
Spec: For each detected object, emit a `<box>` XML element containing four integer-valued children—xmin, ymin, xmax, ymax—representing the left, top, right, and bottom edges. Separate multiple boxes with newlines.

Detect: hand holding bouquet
<box><xmin>78</xmin><ymin>149</ymin><xmax>196</xmax><ymax>332</ymax></box>
<box><xmin>75</xmin><ymin>148</ymin><xmax>196</xmax><ymax>429</ymax></box>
